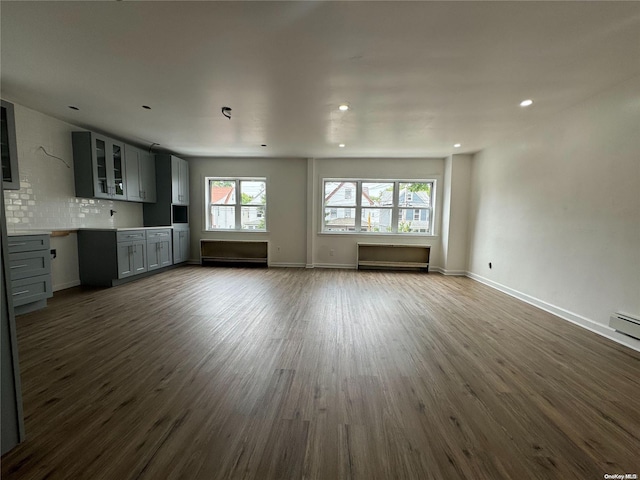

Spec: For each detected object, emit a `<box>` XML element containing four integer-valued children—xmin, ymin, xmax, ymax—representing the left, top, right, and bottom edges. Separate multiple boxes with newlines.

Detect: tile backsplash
<box><xmin>3</xmin><ymin>102</ymin><xmax>143</xmax><ymax>232</ymax></box>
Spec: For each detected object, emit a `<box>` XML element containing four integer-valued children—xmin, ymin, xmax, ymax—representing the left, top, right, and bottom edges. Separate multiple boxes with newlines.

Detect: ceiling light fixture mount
<box><xmin>520</xmin><ymin>99</ymin><xmax>533</xmax><ymax>107</ymax></box>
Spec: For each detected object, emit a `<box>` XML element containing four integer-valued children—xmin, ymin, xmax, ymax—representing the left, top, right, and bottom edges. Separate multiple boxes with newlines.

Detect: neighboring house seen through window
<box><xmin>206</xmin><ymin>178</ymin><xmax>266</xmax><ymax>230</ymax></box>
<box><xmin>322</xmin><ymin>179</ymin><xmax>435</xmax><ymax>234</ymax></box>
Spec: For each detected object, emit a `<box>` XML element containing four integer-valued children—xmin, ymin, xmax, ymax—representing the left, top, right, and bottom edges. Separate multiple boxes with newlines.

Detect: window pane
<box><xmin>240</xmin><ymin>181</ymin><xmax>266</xmax><ymax>205</ymax></box>
<box><xmin>398</xmin><ymin>182</ymin><xmax>431</xmax><ymax>207</ymax></box>
<box><xmin>209</xmin><ymin>205</ymin><xmax>235</xmax><ymax>229</ymax></box>
<box><xmin>324</xmin><ymin>181</ymin><xmax>357</xmax><ymax>206</ymax></box>
<box><xmin>241</xmin><ymin>206</ymin><xmax>266</xmax><ymax>230</ymax></box>
<box><xmin>362</xmin><ymin>182</ymin><xmax>393</xmax><ymax>206</ymax></box>
<box><xmin>361</xmin><ymin>208</ymin><xmax>393</xmax><ymax>233</ymax></box>
<box><xmin>210</xmin><ymin>180</ymin><xmax>236</xmax><ymax>205</ymax></box>
<box><xmin>324</xmin><ymin>208</ymin><xmax>356</xmax><ymax>231</ymax></box>
<box><xmin>397</xmin><ymin>209</ymin><xmax>430</xmax><ymax>233</ymax></box>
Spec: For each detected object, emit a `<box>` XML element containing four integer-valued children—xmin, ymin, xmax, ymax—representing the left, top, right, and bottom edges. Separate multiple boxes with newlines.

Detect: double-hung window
<box><xmin>322</xmin><ymin>179</ymin><xmax>435</xmax><ymax>234</ymax></box>
<box><xmin>205</xmin><ymin>178</ymin><xmax>266</xmax><ymax>231</ymax></box>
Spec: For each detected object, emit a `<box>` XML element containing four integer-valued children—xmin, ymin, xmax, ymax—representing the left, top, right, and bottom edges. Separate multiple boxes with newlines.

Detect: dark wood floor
<box><xmin>2</xmin><ymin>266</ymin><xmax>639</xmax><ymax>479</ymax></box>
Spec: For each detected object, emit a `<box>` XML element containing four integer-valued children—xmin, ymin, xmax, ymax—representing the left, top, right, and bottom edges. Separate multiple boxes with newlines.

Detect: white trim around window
<box><xmin>321</xmin><ymin>178</ymin><xmax>437</xmax><ymax>235</ymax></box>
<box><xmin>205</xmin><ymin>177</ymin><xmax>267</xmax><ymax>231</ymax></box>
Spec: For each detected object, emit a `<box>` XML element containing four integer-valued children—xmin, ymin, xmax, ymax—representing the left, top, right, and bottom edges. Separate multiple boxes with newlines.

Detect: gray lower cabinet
<box><xmin>146</xmin><ymin>229</ymin><xmax>172</xmax><ymax>271</ymax></box>
<box><xmin>78</xmin><ymin>228</ymin><xmax>174</xmax><ymax>287</ymax></box>
<box><xmin>2</xmin><ymin>185</ymin><xmax>25</xmax><ymax>455</ymax></box>
<box><xmin>173</xmin><ymin>226</ymin><xmax>189</xmax><ymax>264</ymax></box>
<box><xmin>117</xmin><ymin>241</ymin><xmax>147</xmax><ymax>278</ymax></box>
<box><xmin>7</xmin><ymin>234</ymin><xmax>53</xmax><ymax>314</ymax></box>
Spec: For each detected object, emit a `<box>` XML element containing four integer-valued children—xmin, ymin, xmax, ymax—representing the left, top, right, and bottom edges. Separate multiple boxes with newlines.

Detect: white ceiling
<box><xmin>2</xmin><ymin>1</ymin><xmax>639</xmax><ymax>158</ymax></box>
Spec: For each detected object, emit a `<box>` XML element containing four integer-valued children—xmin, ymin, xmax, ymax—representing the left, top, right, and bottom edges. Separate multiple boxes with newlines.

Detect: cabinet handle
<box><xmin>10</xmin><ymin>264</ymin><xmax>28</xmax><ymax>269</ymax></box>
<box><xmin>8</xmin><ymin>242</ymin><xmax>27</xmax><ymax>247</ymax></box>
<box><xmin>13</xmin><ymin>290</ymin><xmax>29</xmax><ymax>296</ymax></box>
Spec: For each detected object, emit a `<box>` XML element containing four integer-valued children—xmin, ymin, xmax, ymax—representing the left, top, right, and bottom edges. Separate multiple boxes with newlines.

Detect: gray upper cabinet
<box><xmin>144</xmin><ymin>154</ymin><xmax>189</xmax><ymax>227</ymax></box>
<box><xmin>125</xmin><ymin>144</ymin><xmax>156</xmax><ymax>203</ymax></box>
<box><xmin>171</xmin><ymin>155</ymin><xmax>189</xmax><ymax>205</ymax></box>
<box><xmin>1</xmin><ymin>100</ymin><xmax>20</xmax><ymax>190</ymax></box>
<box><xmin>72</xmin><ymin>131</ymin><xmax>127</xmax><ymax>201</ymax></box>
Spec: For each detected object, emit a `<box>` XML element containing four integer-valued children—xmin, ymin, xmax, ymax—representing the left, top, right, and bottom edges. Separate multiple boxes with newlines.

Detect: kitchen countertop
<box><xmin>8</xmin><ymin>230</ymin><xmax>52</xmax><ymax>236</ymax></box>
<box><xmin>78</xmin><ymin>226</ymin><xmax>174</xmax><ymax>232</ymax></box>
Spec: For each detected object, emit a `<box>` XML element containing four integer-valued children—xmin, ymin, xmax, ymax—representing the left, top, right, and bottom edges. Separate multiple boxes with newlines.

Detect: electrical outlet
<box><xmin>330</xmin><ymin>249</ymin><xmax>335</xmax><ymax>256</ymax></box>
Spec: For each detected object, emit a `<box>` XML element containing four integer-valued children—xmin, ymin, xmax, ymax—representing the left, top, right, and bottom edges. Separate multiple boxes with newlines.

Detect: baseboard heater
<box><xmin>357</xmin><ymin>243</ymin><xmax>430</xmax><ymax>272</ymax></box>
<box><xmin>200</xmin><ymin>240</ymin><xmax>268</xmax><ymax>267</ymax></box>
<box><xmin>609</xmin><ymin>312</ymin><xmax>640</xmax><ymax>340</ymax></box>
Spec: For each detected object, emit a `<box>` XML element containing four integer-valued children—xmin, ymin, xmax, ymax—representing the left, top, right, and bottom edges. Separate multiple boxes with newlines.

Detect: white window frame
<box><xmin>321</xmin><ymin>178</ymin><xmax>436</xmax><ymax>235</ymax></box>
<box><xmin>205</xmin><ymin>177</ymin><xmax>267</xmax><ymax>231</ymax></box>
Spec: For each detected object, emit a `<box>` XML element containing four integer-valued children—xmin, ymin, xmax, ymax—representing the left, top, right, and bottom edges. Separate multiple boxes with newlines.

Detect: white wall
<box><xmin>441</xmin><ymin>154</ymin><xmax>471</xmax><ymax>274</ymax></box>
<box><xmin>467</xmin><ymin>76</ymin><xmax>640</xmax><ymax>348</ymax></box>
<box><xmin>2</xmin><ymin>102</ymin><xmax>143</xmax><ymax>290</ymax></box>
<box><xmin>312</xmin><ymin>157</ymin><xmax>444</xmax><ymax>268</ymax></box>
<box><xmin>188</xmin><ymin>157</ymin><xmax>308</xmax><ymax>266</ymax></box>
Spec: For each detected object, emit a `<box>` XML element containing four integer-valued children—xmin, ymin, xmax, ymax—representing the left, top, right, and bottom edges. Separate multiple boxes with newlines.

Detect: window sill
<box><xmin>203</xmin><ymin>230</ymin><xmax>269</xmax><ymax>234</ymax></box>
<box><xmin>318</xmin><ymin>231</ymin><xmax>439</xmax><ymax>238</ymax></box>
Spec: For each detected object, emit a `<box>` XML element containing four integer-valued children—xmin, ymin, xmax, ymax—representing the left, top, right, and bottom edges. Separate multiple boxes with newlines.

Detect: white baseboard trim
<box><xmin>53</xmin><ymin>280</ymin><xmax>81</xmax><ymax>292</ymax></box>
<box><xmin>466</xmin><ymin>272</ymin><xmax>640</xmax><ymax>353</ymax></box>
<box><xmin>441</xmin><ymin>269</ymin><xmax>466</xmax><ymax>276</ymax></box>
<box><xmin>314</xmin><ymin>263</ymin><xmax>357</xmax><ymax>270</ymax></box>
<box><xmin>269</xmin><ymin>262</ymin><xmax>306</xmax><ymax>268</ymax></box>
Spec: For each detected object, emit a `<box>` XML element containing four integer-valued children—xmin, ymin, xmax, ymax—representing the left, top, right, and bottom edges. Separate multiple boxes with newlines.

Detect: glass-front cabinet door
<box><xmin>94</xmin><ymin>136</ymin><xmax>109</xmax><ymax>198</ymax></box>
<box><xmin>111</xmin><ymin>141</ymin><xmax>126</xmax><ymax>199</ymax></box>
<box><xmin>91</xmin><ymin>134</ymin><xmax>126</xmax><ymax>199</ymax></box>
<box><xmin>1</xmin><ymin>100</ymin><xmax>19</xmax><ymax>190</ymax></box>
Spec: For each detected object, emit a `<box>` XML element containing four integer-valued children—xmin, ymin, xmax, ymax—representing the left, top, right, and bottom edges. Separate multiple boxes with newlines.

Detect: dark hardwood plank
<box><xmin>1</xmin><ymin>267</ymin><xmax>639</xmax><ymax>479</ymax></box>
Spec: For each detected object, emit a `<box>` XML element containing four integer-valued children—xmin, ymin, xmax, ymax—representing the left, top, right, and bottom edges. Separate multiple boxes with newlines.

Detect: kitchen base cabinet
<box><xmin>78</xmin><ymin>228</ymin><xmax>177</xmax><ymax>287</ymax></box>
<box><xmin>8</xmin><ymin>234</ymin><xmax>53</xmax><ymax>315</ymax></box>
<box><xmin>173</xmin><ymin>225</ymin><xmax>190</xmax><ymax>264</ymax></box>
<box><xmin>146</xmin><ymin>229</ymin><xmax>172</xmax><ymax>271</ymax></box>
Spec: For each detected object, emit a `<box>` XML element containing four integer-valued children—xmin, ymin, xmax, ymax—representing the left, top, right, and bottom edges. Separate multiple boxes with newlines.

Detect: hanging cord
<box><xmin>39</xmin><ymin>146</ymin><xmax>70</xmax><ymax>168</ymax></box>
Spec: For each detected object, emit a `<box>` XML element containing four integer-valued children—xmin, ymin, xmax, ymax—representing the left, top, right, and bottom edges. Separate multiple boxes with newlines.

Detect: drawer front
<box><xmin>8</xmin><ymin>235</ymin><xmax>50</xmax><ymax>253</ymax></box>
<box><xmin>11</xmin><ymin>274</ymin><xmax>53</xmax><ymax>307</ymax></box>
<box><xmin>146</xmin><ymin>229</ymin><xmax>172</xmax><ymax>243</ymax></box>
<box><xmin>9</xmin><ymin>250</ymin><xmax>51</xmax><ymax>280</ymax></box>
<box><xmin>117</xmin><ymin>230</ymin><xmax>146</xmax><ymax>243</ymax></box>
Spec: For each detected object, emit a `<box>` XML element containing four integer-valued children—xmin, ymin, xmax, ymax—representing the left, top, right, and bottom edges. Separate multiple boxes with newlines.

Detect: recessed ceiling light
<box><xmin>68</xmin><ymin>106</ymin><xmax>79</xmax><ymax>110</ymax></box>
<box><xmin>339</xmin><ymin>143</ymin><xmax>346</xmax><ymax>148</ymax></box>
<box><xmin>338</xmin><ymin>104</ymin><xmax>349</xmax><ymax>111</ymax></box>
<box><xmin>520</xmin><ymin>99</ymin><xmax>533</xmax><ymax>107</ymax></box>
<box><xmin>453</xmin><ymin>143</ymin><xmax>461</xmax><ymax>148</ymax></box>
<box><xmin>142</xmin><ymin>105</ymin><xmax>152</xmax><ymax>110</ymax></box>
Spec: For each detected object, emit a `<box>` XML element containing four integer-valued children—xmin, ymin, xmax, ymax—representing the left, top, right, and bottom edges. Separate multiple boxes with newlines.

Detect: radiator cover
<box><xmin>609</xmin><ymin>313</ymin><xmax>640</xmax><ymax>340</ymax></box>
